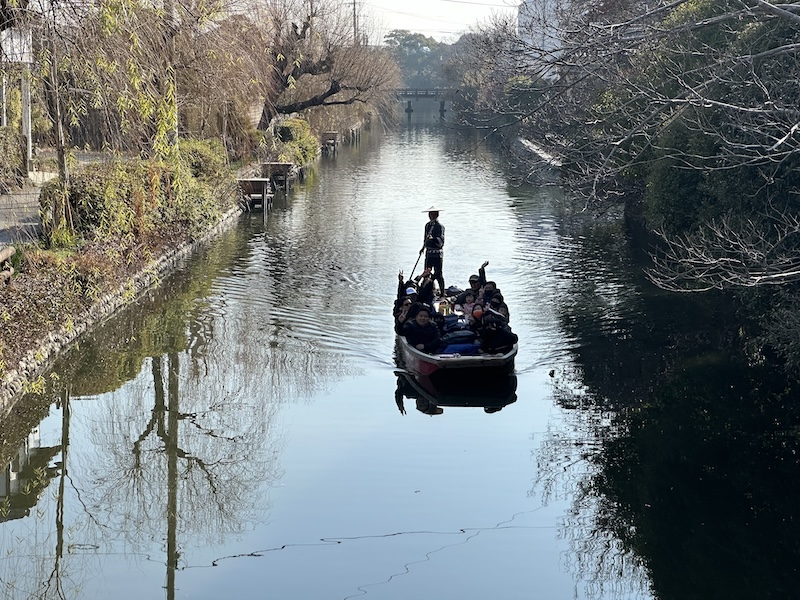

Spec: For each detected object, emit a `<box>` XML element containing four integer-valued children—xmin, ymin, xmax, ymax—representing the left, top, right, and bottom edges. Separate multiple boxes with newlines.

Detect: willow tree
<box><xmin>10</xmin><ymin>0</ymin><xmax>82</xmax><ymax>236</ymax></box>
<box><xmin>81</xmin><ymin>0</ymin><xmax>205</xmax><ymax>161</ymax></box>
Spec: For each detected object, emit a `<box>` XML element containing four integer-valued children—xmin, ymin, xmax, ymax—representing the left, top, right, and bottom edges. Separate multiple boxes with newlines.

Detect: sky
<box><xmin>363</xmin><ymin>0</ymin><xmax>519</xmax><ymax>42</ymax></box>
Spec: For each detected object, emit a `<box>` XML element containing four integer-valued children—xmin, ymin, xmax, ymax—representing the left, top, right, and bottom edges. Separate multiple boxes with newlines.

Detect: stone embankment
<box><xmin>509</xmin><ymin>137</ymin><xmax>562</xmax><ymax>184</ymax></box>
<box><xmin>0</xmin><ymin>204</ymin><xmax>243</xmax><ymax>414</ymax></box>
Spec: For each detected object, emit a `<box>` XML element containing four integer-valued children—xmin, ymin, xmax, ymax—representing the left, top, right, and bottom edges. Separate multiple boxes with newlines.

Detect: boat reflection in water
<box><xmin>394</xmin><ymin>370</ymin><xmax>518</xmax><ymax>416</ymax></box>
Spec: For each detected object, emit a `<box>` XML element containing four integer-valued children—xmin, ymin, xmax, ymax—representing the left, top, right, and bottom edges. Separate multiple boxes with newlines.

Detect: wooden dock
<box><xmin>261</xmin><ymin>162</ymin><xmax>295</xmax><ymax>192</ymax></box>
<box><xmin>321</xmin><ymin>132</ymin><xmax>339</xmax><ymax>155</ymax></box>
<box><xmin>237</xmin><ymin>177</ymin><xmax>273</xmax><ymax>211</ymax></box>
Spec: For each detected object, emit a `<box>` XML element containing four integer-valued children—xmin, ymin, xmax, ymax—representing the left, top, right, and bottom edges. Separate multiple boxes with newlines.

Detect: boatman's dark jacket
<box><xmin>423</xmin><ymin>220</ymin><xmax>445</xmax><ymax>255</ymax></box>
<box><xmin>403</xmin><ymin>320</ymin><xmax>442</xmax><ymax>353</ymax></box>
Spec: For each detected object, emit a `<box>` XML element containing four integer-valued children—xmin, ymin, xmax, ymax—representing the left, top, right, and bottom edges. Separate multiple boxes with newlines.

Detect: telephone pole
<box><xmin>352</xmin><ymin>0</ymin><xmax>358</xmax><ymax>46</ymax></box>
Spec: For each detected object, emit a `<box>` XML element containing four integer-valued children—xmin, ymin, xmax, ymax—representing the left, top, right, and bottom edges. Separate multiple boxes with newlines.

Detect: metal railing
<box><xmin>395</xmin><ymin>89</ymin><xmax>455</xmax><ymax>100</ymax></box>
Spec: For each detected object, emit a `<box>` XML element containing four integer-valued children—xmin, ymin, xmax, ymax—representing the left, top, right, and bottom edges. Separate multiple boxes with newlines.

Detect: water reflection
<box><xmin>3</xmin><ymin>126</ymin><xmax>799</xmax><ymax>598</ymax></box>
<box><xmin>530</xmin><ymin>217</ymin><xmax>800</xmax><ymax>599</ymax></box>
<box><xmin>394</xmin><ymin>371</ymin><xmax>518</xmax><ymax>416</ymax></box>
<box><xmin>0</xmin><ymin>228</ymin><xmax>290</xmax><ymax>598</ymax></box>
<box><xmin>593</xmin><ymin>361</ymin><xmax>800</xmax><ymax>600</ymax></box>
<box><xmin>0</xmin><ymin>426</ymin><xmax>59</xmax><ymax>523</ymax></box>
<box><xmin>538</xmin><ymin>354</ymin><xmax>800</xmax><ymax>599</ymax></box>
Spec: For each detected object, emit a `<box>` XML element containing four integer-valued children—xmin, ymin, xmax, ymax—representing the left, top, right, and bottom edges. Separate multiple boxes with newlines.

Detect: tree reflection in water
<box><xmin>0</xmin><ymin>231</ymin><xmax>291</xmax><ymax>598</ymax></box>
<box><xmin>533</xmin><ymin>223</ymin><xmax>800</xmax><ymax>599</ymax></box>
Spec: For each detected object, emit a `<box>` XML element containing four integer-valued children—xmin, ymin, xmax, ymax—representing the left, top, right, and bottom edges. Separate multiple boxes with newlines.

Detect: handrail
<box><xmin>395</xmin><ymin>88</ymin><xmax>455</xmax><ymax>99</ymax></box>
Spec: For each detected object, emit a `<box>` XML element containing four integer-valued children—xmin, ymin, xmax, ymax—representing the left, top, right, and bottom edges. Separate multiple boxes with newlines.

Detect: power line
<box><xmin>376</xmin><ymin>7</ymin><xmax>478</xmax><ymax>26</ymax></box>
<box><xmin>440</xmin><ymin>0</ymin><xmax>515</xmax><ymax>5</ymax></box>
<box><xmin>366</xmin><ymin>1</ymin><xmax>515</xmax><ymax>24</ymax></box>
<box><xmin>364</xmin><ymin>0</ymin><xmax>517</xmax><ymax>40</ymax></box>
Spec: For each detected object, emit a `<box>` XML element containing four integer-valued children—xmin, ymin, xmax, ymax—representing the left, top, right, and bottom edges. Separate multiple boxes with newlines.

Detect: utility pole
<box><xmin>353</xmin><ymin>0</ymin><xmax>358</xmax><ymax>46</ymax></box>
<box><xmin>2</xmin><ymin>26</ymin><xmax>33</xmax><ymax>168</ymax></box>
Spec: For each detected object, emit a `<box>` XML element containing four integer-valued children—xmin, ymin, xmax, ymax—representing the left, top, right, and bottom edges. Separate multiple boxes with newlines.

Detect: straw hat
<box><xmin>422</xmin><ymin>205</ymin><xmax>443</xmax><ymax>212</ymax></box>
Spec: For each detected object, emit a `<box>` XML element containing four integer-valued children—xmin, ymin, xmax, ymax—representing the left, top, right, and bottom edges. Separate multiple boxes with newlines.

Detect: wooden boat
<box><xmin>395</xmin><ymin>334</ymin><xmax>517</xmax><ymax>377</ymax></box>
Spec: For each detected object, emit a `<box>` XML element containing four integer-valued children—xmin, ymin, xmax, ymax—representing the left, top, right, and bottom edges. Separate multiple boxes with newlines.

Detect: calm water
<box><xmin>1</xmin><ymin>124</ymin><xmax>799</xmax><ymax>600</ymax></box>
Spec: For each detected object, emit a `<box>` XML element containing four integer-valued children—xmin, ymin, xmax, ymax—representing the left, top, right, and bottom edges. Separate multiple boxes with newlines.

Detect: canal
<box><xmin>1</xmin><ymin>123</ymin><xmax>799</xmax><ymax>599</ymax></box>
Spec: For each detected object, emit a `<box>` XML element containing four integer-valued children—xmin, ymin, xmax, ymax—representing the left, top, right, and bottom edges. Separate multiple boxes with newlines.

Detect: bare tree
<box><xmin>0</xmin><ymin>0</ymin><xmax>29</xmax><ymax>34</ymax></box>
<box><xmin>648</xmin><ymin>209</ymin><xmax>800</xmax><ymax>291</ymax></box>
<box><xmin>252</xmin><ymin>0</ymin><xmax>401</xmax><ymax>129</ymax></box>
<box><xmin>29</xmin><ymin>0</ymin><xmax>399</xmax><ymax>157</ymax></box>
<box><xmin>456</xmin><ymin>1</ymin><xmax>800</xmax><ymax>292</ymax></box>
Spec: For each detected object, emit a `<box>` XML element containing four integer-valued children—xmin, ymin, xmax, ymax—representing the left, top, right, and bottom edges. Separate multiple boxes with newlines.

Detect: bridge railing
<box><xmin>395</xmin><ymin>88</ymin><xmax>455</xmax><ymax>99</ymax></box>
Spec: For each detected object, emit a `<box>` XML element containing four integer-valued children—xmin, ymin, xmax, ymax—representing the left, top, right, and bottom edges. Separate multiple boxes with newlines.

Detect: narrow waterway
<box><xmin>1</xmin><ymin>123</ymin><xmax>799</xmax><ymax>599</ymax></box>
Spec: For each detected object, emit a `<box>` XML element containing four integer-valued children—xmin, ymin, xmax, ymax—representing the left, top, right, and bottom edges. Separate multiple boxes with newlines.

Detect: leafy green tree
<box><xmin>383</xmin><ymin>29</ymin><xmax>449</xmax><ymax>88</ymax></box>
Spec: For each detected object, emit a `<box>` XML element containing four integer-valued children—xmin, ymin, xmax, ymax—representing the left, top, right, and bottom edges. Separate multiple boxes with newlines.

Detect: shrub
<box><xmin>39</xmin><ymin>140</ymin><xmax>238</xmax><ymax>248</ymax></box>
<box><xmin>643</xmin><ymin>122</ymin><xmax>718</xmax><ymax>232</ymax></box>
<box><xmin>180</xmin><ymin>138</ymin><xmax>229</xmax><ymax>180</ymax></box>
<box><xmin>275</xmin><ymin>118</ymin><xmax>319</xmax><ymax>165</ymax></box>
<box><xmin>40</xmin><ymin>160</ymin><xmax>162</xmax><ymax>246</ymax></box>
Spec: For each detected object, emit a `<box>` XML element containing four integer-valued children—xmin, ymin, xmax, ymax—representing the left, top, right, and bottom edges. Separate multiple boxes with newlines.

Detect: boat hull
<box><xmin>395</xmin><ymin>335</ymin><xmax>517</xmax><ymax>376</ymax></box>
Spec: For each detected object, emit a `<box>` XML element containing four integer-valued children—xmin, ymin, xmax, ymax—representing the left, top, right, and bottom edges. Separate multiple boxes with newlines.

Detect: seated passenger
<box><xmin>397</xmin><ymin>270</ymin><xmax>418</xmax><ymax>294</ymax></box>
<box><xmin>402</xmin><ymin>306</ymin><xmax>442</xmax><ymax>353</ymax></box>
<box><xmin>467</xmin><ymin>302</ymin><xmax>484</xmax><ymax>329</ymax></box>
<box><xmin>406</xmin><ymin>301</ymin><xmax>434</xmax><ymax>324</ymax></box>
<box><xmin>487</xmin><ymin>293</ymin><xmax>509</xmax><ymax>321</ymax></box>
<box><xmin>401</xmin><ymin>272</ymin><xmax>437</xmax><ymax>325</ymax></box>
<box><xmin>394</xmin><ymin>295</ymin><xmax>415</xmax><ymax>334</ymax></box>
<box><xmin>397</xmin><ymin>269</ymin><xmax>413</xmax><ymax>297</ymax></box>
<box><xmin>456</xmin><ymin>291</ymin><xmax>476</xmax><ymax>316</ymax></box>
<box><xmin>395</xmin><ymin>267</ymin><xmax>419</xmax><ymax>304</ymax></box>
<box><xmin>394</xmin><ymin>285</ymin><xmax>418</xmax><ymax>319</ymax></box>
<box><xmin>414</xmin><ymin>268</ymin><xmax>436</xmax><ymax>306</ymax></box>
<box><xmin>477</xmin><ymin>312</ymin><xmax>518</xmax><ymax>354</ymax></box>
<box><xmin>455</xmin><ymin>261</ymin><xmax>489</xmax><ymax>305</ymax></box>
<box><xmin>478</xmin><ymin>280</ymin><xmax>499</xmax><ymax>304</ymax></box>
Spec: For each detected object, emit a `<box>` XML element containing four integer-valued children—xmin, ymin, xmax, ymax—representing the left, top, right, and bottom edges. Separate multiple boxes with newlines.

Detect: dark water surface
<box><xmin>2</xmin><ymin>126</ymin><xmax>800</xmax><ymax>599</ymax></box>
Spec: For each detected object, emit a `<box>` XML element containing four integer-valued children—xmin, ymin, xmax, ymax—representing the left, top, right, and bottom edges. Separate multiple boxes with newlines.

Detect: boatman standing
<box><xmin>421</xmin><ymin>206</ymin><xmax>445</xmax><ymax>295</ymax></box>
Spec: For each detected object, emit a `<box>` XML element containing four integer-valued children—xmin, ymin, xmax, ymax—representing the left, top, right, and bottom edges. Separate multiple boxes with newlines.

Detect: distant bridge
<box><xmin>395</xmin><ymin>89</ymin><xmax>457</xmax><ymax>119</ymax></box>
<box><xmin>395</xmin><ymin>88</ymin><xmax>458</xmax><ymax>101</ymax></box>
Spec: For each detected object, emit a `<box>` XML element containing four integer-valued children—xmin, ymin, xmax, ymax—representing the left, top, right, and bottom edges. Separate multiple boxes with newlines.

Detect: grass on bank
<box><xmin>0</xmin><ymin>110</ymin><xmax>328</xmax><ymax>383</ymax></box>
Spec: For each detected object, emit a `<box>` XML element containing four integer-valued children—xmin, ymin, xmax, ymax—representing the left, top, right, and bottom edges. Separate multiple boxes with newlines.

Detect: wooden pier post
<box><xmin>237</xmin><ymin>177</ymin><xmax>273</xmax><ymax>210</ymax></box>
